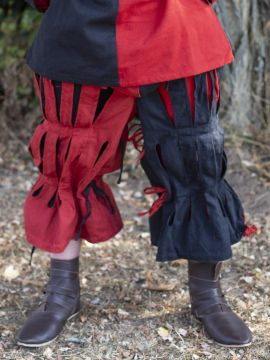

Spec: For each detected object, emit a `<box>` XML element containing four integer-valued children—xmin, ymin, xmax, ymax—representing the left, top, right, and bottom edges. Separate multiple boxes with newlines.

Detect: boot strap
<box><xmin>44</xmin><ymin>294</ymin><xmax>77</xmax><ymax>311</ymax></box>
<box><xmin>40</xmin><ymin>290</ymin><xmax>78</xmax><ymax>310</ymax></box>
<box><xmin>193</xmin><ymin>299</ymin><xmax>230</xmax><ymax>317</ymax></box>
<box><xmin>189</xmin><ymin>275</ymin><xmax>220</xmax><ymax>285</ymax></box>
<box><xmin>191</xmin><ymin>288</ymin><xmax>229</xmax><ymax>316</ymax></box>
<box><xmin>48</xmin><ymin>269</ymin><xmax>79</xmax><ymax>278</ymax></box>
<box><xmin>191</xmin><ymin>287</ymin><xmax>223</xmax><ymax>300</ymax></box>
<box><xmin>45</xmin><ymin>284</ymin><xmax>78</xmax><ymax>299</ymax></box>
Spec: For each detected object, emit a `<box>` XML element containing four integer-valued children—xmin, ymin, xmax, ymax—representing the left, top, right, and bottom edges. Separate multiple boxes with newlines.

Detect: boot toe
<box><xmin>203</xmin><ymin>311</ymin><xmax>252</xmax><ymax>347</ymax></box>
<box><xmin>16</xmin><ymin>311</ymin><xmax>63</xmax><ymax>347</ymax></box>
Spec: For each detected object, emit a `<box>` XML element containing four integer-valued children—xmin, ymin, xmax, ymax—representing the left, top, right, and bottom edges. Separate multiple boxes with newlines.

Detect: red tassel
<box><xmin>244</xmin><ymin>224</ymin><xmax>258</xmax><ymax>237</ymax></box>
<box><xmin>241</xmin><ymin>213</ymin><xmax>258</xmax><ymax>237</ymax></box>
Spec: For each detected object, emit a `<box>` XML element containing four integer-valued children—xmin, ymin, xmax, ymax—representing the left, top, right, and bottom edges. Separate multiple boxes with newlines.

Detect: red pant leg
<box><xmin>24</xmin><ymin>74</ymin><xmax>135</xmax><ymax>253</ymax></box>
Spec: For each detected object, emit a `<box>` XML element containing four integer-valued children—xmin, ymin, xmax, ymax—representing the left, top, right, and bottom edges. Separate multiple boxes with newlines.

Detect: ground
<box><xmin>0</xmin><ymin>135</ymin><xmax>270</xmax><ymax>360</ymax></box>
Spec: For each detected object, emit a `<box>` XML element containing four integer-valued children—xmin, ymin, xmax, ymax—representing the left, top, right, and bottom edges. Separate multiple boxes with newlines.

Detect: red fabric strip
<box><xmin>75</xmin><ymin>85</ymin><xmax>100</xmax><ymax>127</ymax></box>
<box><xmin>213</xmin><ymin>69</ymin><xmax>220</xmax><ymax>105</ymax></box>
<box><xmin>78</xmin><ymin>91</ymin><xmax>135</xmax><ymax>193</ymax></box>
<box><xmin>43</xmin><ymin>78</ymin><xmax>58</xmax><ymax>123</ymax></box>
<box><xmin>33</xmin><ymin>73</ymin><xmax>41</xmax><ymax>98</ymax></box>
<box><xmin>185</xmin><ymin>76</ymin><xmax>195</xmax><ymax>121</ymax></box>
<box><xmin>28</xmin><ymin>126</ymin><xmax>47</xmax><ymax>168</ymax></box>
<box><xmin>42</xmin><ymin>131</ymin><xmax>59</xmax><ymax>177</ymax></box>
<box><xmin>206</xmin><ymin>72</ymin><xmax>213</xmax><ymax>108</ymax></box>
<box><xmin>158</xmin><ymin>83</ymin><xmax>174</xmax><ymax>124</ymax></box>
<box><xmin>59</xmin><ymin>82</ymin><xmax>75</xmax><ymax>127</ymax></box>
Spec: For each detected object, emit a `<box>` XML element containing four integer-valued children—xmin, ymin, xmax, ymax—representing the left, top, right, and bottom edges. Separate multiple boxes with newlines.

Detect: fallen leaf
<box><xmin>3</xmin><ymin>265</ymin><xmax>19</xmax><ymax>281</ymax></box>
<box><xmin>43</xmin><ymin>347</ymin><xmax>53</xmax><ymax>358</ymax></box>
<box><xmin>157</xmin><ymin>327</ymin><xmax>172</xmax><ymax>341</ymax></box>
<box><xmin>117</xmin><ymin>308</ymin><xmax>130</xmax><ymax>319</ymax></box>
<box><xmin>178</xmin><ymin>328</ymin><xmax>188</xmax><ymax>337</ymax></box>
<box><xmin>145</xmin><ymin>270</ymin><xmax>177</xmax><ymax>291</ymax></box>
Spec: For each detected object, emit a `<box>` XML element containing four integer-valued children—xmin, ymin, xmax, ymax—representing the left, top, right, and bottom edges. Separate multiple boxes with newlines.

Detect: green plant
<box><xmin>0</xmin><ymin>0</ymin><xmax>41</xmax><ymax>70</ymax></box>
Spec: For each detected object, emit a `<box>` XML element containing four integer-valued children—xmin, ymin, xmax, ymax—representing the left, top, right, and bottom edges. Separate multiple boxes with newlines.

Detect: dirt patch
<box><xmin>0</xmin><ymin>138</ymin><xmax>269</xmax><ymax>360</ymax></box>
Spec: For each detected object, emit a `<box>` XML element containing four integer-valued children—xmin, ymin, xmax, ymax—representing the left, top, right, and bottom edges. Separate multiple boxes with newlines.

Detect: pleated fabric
<box><xmin>24</xmin><ymin>74</ymin><xmax>135</xmax><ymax>253</ymax></box>
<box><xmin>24</xmin><ymin>68</ymin><xmax>252</xmax><ymax>260</ymax></box>
<box><xmin>136</xmin><ymin>69</ymin><xmax>247</xmax><ymax>261</ymax></box>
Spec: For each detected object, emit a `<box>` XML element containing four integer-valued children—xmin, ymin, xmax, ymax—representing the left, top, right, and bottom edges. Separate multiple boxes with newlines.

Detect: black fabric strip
<box><xmin>71</xmin><ymin>84</ymin><xmax>82</xmax><ymax>126</ymax></box>
<box><xmin>167</xmin><ymin>78</ymin><xmax>193</xmax><ymax>128</ymax></box>
<box><xmin>94</xmin><ymin>87</ymin><xmax>114</xmax><ymax>121</ymax></box>
<box><xmin>74</xmin><ymin>182</ymin><xmax>93</xmax><ymax>240</ymax></box>
<box><xmin>40</xmin><ymin>77</ymin><xmax>46</xmax><ymax>118</ymax></box>
<box><xmin>29</xmin><ymin>246</ymin><xmax>36</xmax><ymax>266</ymax></box>
<box><xmin>52</xmin><ymin>80</ymin><xmax>62</xmax><ymax>122</ymax></box>
<box><xmin>194</xmin><ymin>73</ymin><xmax>211</xmax><ymax>125</ymax></box>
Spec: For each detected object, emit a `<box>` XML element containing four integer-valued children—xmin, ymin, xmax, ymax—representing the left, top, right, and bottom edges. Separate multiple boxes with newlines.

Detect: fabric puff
<box><xmin>25</xmin><ymin>67</ymin><xmax>252</xmax><ymax>262</ymax></box>
<box><xmin>24</xmin><ymin>74</ymin><xmax>135</xmax><ymax>253</ymax></box>
<box><xmin>146</xmin><ymin>154</ymin><xmax>247</xmax><ymax>262</ymax></box>
<box><xmin>135</xmin><ymin>68</ymin><xmax>247</xmax><ymax>262</ymax></box>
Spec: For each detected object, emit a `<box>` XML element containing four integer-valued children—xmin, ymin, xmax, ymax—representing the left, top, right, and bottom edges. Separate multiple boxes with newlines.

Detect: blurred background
<box><xmin>0</xmin><ymin>1</ymin><xmax>269</xmax><ymax>359</ymax></box>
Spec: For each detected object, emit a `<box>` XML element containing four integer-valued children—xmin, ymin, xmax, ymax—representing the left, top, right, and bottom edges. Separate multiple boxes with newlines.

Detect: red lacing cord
<box><xmin>127</xmin><ymin>123</ymin><xmax>145</xmax><ymax>164</ymax></box>
<box><xmin>241</xmin><ymin>213</ymin><xmax>258</xmax><ymax>237</ymax></box>
<box><xmin>138</xmin><ymin>186</ymin><xmax>167</xmax><ymax>217</ymax></box>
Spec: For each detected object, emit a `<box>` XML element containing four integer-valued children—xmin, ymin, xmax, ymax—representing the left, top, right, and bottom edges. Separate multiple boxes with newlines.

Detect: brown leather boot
<box><xmin>188</xmin><ymin>261</ymin><xmax>252</xmax><ymax>347</ymax></box>
<box><xmin>16</xmin><ymin>257</ymin><xmax>81</xmax><ymax>347</ymax></box>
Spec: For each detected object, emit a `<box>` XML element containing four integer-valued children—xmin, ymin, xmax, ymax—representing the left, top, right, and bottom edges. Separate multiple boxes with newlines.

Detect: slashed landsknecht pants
<box><xmin>23</xmin><ymin>67</ymin><xmax>249</xmax><ymax>262</ymax></box>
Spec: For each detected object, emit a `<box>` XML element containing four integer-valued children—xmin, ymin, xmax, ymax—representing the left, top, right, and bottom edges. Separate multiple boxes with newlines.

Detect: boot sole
<box><xmin>16</xmin><ymin>310</ymin><xmax>80</xmax><ymax>348</ymax></box>
<box><xmin>214</xmin><ymin>341</ymin><xmax>252</xmax><ymax>348</ymax></box>
<box><xmin>192</xmin><ymin>314</ymin><xmax>253</xmax><ymax>348</ymax></box>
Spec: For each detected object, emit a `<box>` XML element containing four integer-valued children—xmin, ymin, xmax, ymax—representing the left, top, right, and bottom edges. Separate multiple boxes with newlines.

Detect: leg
<box><xmin>134</xmin><ymin>68</ymin><xmax>252</xmax><ymax>346</ymax></box>
<box><xmin>16</xmin><ymin>255</ymin><xmax>81</xmax><ymax>347</ymax></box>
<box><xmin>51</xmin><ymin>239</ymin><xmax>82</xmax><ymax>260</ymax></box>
<box><xmin>17</xmin><ymin>74</ymin><xmax>136</xmax><ymax>347</ymax></box>
<box><xmin>135</xmin><ymin>68</ymin><xmax>247</xmax><ymax>261</ymax></box>
<box><xmin>188</xmin><ymin>260</ymin><xmax>252</xmax><ymax>347</ymax></box>
<box><xmin>23</xmin><ymin>74</ymin><xmax>135</xmax><ymax>252</ymax></box>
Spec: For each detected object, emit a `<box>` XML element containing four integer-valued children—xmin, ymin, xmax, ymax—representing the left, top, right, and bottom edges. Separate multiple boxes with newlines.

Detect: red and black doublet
<box><xmin>23</xmin><ymin>0</ymin><xmax>255</xmax><ymax>261</ymax></box>
<box><xmin>25</xmin><ymin>0</ymin><xmax>232</xmax><ymax>86</ymax></box>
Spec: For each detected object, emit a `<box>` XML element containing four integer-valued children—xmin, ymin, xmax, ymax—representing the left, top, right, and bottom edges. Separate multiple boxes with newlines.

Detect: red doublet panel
<box><xmin>116</xmin><ymin>0</ymin><xmax>233</xmax><ymax>86</ymax></box>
